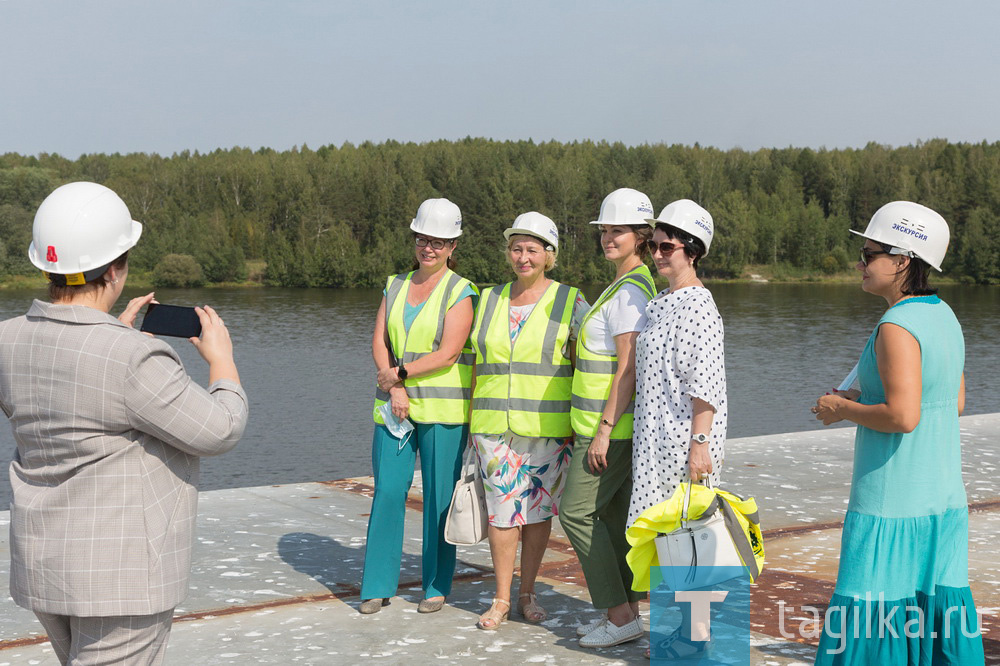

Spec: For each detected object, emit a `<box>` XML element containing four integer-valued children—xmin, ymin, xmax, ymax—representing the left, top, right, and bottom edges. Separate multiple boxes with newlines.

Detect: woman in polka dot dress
<box><xmin>631</xmin><ymin>199</ymin><xmax>726</xmax><ymax>658</ymax></box>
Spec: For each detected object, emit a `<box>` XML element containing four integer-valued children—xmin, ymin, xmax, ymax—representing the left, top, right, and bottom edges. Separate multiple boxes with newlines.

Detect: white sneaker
<box><xmin>575</xmin><ymin>616</ymin><xmax>607</xmax><ymax>637</ymax></box>
<box><xmin>578</xmin><ymin>617</ymin><xmax>643</xmax><ymax>648</ymax></box>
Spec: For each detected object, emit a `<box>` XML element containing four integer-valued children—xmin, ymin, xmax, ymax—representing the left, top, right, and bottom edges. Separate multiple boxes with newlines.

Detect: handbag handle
<box><xmin>462</xmin><ymin>443</ymin><xmax>480</xmax><ymax>481</ymax></box>
<box><xmin>680</xmin><ymin>475</ymin><xmax>715</xmax><ymax>527</ymax></box>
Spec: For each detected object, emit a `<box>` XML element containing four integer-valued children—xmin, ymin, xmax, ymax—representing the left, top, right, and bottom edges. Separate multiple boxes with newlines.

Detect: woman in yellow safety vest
<box><xmin>469</xmin><ymin>212</ymin><xmax>588</xmax><ymax>630</ymax></box>
<box><xmin>359</xmin><ymin>198</ymin><xmax>479</xmax><ymax>616</ymax></box>
<box><xmin>559</xmin><ymin>188</ymin><xmax>657</xmax><ymax>649</ymax></box>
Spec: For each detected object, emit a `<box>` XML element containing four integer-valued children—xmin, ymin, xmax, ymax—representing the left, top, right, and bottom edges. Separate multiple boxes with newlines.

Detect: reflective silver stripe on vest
<box><xmin>630</xmin><ymin>272</ymin><xmax>655</xmax><ymax>296</ymax></box>
<box><xmin>407</xmin><ymin>386</ymin><xmax>472</xmax><ymax>400</ymax></box>
<box><xmin>476</xmin><ymin>362</ymin><xmax>573</xmax><ymax>377</ymax></box>
<box><xmin>375</xmin><ymin>387</ymin><xmax>390</xmax><ymax>401</ymax></box>
<box><xmin>433</xmin><ymin>272</ymin><xmax>463</xmax><ymax>349</ymax></box>
<box><xmin>571</xmin><ymin>395</ymin><xmax>635</xmax><ymax>414</ymax></box>
<box><xmin>575</xmin><ymin>358</ymin><xmax>618</xmax><ymax>374</ymax></box>
<box><xmin>401</xmin><ymin>350</ymin><xmax>476</xmax><ymax>366</ymax></box>
<box><xmin>476</xmin><ymin>286</ymin><xmax>503</xmax><ymax>356</ymax></box>
<box><xmin>541</xmin><ymin>283</ymin><xmax>572</xmax><ymax>365</ymax></box>
<box><xmin>473</xmin><ymin>397</ymin><xmax>572</xmax><ymax>413</ymax></box>
<box><xmin>384</xmin><ymin>273</ymin><xmax>408</xmax><ymax>364</ymax></box>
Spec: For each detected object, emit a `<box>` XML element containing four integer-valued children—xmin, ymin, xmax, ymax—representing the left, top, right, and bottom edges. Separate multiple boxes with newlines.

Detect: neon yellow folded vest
<box><xmin>625</xmin><ymin>482</ymin><xmax>765</xmax><ymax>592</ymax></box>
<box><xmin>372</xmin><ymin>269</ymin><xmax>477</xmax><ymax>426</ymax></box>
<box><xmin>570</xmin><ymin>265</ymin><xmax>655</xmax><ymax>439</ymax></box>
<box><xmin>470</xmin><ymin>281</ymin><xmax>579</xmax><ymax>438</ymax></box>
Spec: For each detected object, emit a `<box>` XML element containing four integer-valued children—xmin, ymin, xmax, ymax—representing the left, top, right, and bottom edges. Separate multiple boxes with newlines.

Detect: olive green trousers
<box><xmin>558</xmin><ymin>436</ymin><xmax>645</xmax><ymax>609</ymax></box>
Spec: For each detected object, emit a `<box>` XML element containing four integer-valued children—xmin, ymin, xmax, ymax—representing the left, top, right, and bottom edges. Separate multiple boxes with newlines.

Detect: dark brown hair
<box><xmin>880</xmin><ymin>242</ymin><xmax>937</xmax><ymax>296</ymax></box>
<box><xmin>48</xmin><ymin>252</ymin><xmax>129</xmax><ymax>302</ymax></box>
<box><xmin>654</xmin><ymin>223</ymin><xmax>707</xmax><ymax>268</ymax></box>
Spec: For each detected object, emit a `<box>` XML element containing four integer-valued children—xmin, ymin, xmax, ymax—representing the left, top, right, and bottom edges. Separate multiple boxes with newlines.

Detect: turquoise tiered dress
<box><xmin>815</xmin><ymin>296</ymin><xmax>985</xmax><ymax>665</ymax></box>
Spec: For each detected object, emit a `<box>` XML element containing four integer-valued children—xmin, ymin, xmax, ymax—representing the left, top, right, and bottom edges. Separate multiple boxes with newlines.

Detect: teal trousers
<box><xmin>360</xmin><ymin>423</ymin><xmax>467</xmax><ymax>600</ymax></box>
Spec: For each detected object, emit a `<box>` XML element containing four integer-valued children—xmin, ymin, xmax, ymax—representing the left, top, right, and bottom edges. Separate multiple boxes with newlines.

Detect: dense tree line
<box><xmin>1</xmin><ymin>138</ymin><xmax>998</xmax><ymax>286</ymax></box>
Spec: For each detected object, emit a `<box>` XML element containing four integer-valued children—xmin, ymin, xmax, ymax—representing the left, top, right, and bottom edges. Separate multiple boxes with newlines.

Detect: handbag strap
<box><xmin>463</xmin><ymin>443</ymin><xmax>480</xmax><ymax>481</ymax></box>
<box><xmin>680</xmin><ymin>476</ymin><xmax>715</xmax><ymax>526</ymax></box>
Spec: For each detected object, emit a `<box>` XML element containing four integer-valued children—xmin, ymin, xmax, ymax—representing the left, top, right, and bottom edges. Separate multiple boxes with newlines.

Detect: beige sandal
<box><xmin>477</xmin><ymin>598</ymin><xmax>510</xmax><ymax>630</ymax></box>
<box><xmin>518</xmin><ymin>592</ymin><xmax>547</xmax><ymax>623</ymax></box>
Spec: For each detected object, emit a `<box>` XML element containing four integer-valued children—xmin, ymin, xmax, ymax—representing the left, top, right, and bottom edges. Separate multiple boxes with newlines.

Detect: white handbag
<box><xmin>444</xmin><ymin>445</ymin><xmax>489</xmax><ymax>546</ymax></box>
<box><xmin>653</xmin><ymin>480</ymin><xmax>745</xmax><ymax>590</ymax></box>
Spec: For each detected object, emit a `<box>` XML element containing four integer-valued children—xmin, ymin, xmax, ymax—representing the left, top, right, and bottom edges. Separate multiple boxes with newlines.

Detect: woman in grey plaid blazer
<box><xmin>0</xmin><ymin>182</ymin><xmax>249</xmax><ymax>666</ymax></box>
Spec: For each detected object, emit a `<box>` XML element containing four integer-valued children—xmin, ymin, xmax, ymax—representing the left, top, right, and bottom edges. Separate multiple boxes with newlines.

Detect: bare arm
<box><xmin>371</xmin><ymin>296</ymin><xmax>409</xmax><ymax>419</ymax></box>
<box><xmin>688</xmin><ymin>397</ymin><xmax>716</xmax><ymax>480</ymax></box>
<box><xmin>814</xmin><ymin>323</ymin><xmax>922</xmax><ymax>433</ymax></box>
<box><xmin>586</xmin><ymin>331</ymin><xmax>638</xmax><ymax>474</ymax></box>
<box><xmin>958</xmin><ymin>373</ymin><xmax>966</xmax><ymax>416</ymax></box>
<box><xmin>371</xmin><ymin>296</ymin><xmax>394</xmax><ymax>372</ymax></box>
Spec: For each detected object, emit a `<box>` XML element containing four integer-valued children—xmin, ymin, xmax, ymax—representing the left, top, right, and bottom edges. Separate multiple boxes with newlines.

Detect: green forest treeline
<box><xmin>1</xmin><ymin>138</ymin><xmax>998</xmax><ymax>287</ymax></box>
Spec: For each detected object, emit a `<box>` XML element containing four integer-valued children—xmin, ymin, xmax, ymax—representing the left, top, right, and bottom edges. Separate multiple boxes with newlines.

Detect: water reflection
<box><xmin>0</xmin><ymin>283</ymin><xmax>996</xmax><ymax>503</ymax></box>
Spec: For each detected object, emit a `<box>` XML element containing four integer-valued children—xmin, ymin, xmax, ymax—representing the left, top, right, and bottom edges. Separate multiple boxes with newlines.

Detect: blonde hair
<box><xmin>506</xmin><ymin>234</ymin><xmax>556</xmax><ymax>272</ymax></box>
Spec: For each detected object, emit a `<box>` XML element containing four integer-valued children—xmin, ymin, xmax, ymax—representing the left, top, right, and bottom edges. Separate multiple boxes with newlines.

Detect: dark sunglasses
<box><xmin>646</xmin><ymin>240</ymin><xmax>686</xmax><ymax>257</ymax></box>
<box><xmin>859</xmin><ymin>247</ymin><xmax>891</xmax><ymax>266</ymax></box>
<box><xmin>415</xmin><ymin>236</ymin><xmax>451</xmax><ymax>250</ymax></box>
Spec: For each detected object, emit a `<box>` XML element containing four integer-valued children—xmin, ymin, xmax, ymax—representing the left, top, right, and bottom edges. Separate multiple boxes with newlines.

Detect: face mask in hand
<box><xmin>378</xmin><ymin>401</ymin><xmax>415</xmax><ymax>452</ymax></box>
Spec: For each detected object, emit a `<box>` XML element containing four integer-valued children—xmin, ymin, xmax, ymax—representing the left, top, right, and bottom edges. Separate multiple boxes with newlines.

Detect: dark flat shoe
<box><xmin>359</xmin><ymin>598</ymin><xmax>389</xmax><ymax>614</ymax></box>
<box><xmin>417</xmin><ymin>597</ymin><xmax>445</xmax><ymax>613</ymax></box>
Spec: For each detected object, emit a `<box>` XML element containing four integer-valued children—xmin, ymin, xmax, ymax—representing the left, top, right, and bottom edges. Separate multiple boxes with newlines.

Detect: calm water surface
<box><xmin>1</xmin><ymin>283</ymin><xmax>997</xmax><ymax>505</ymax></box>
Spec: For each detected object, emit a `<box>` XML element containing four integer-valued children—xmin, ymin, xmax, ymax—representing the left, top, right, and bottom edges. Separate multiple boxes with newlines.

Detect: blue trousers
<box><xmin>360</xmin><ymin>423</ymin><xmax>467</xmax><ymax>600</ymax></box>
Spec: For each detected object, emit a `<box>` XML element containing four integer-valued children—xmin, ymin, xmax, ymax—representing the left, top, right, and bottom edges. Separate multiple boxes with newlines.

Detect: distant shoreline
<box><xmin>0</xmin><ymin>271</ymin><xmax>969</xmax><ymax>290</ymax></box>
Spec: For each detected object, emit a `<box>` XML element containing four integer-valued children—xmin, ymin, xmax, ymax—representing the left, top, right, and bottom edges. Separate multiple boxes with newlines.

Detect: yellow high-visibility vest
<box><xmin>372</xmin><ymin>269</ymin><xmax>478</xmax><ymax>425</ymax></box>
<box><xmin>470</xmin><ymin>281</ymin><xmax>579</xmax><ymax>438</ymax></box>
<box><xmin>570</xmin><ymin>265</ymin><xmax>655</xmax><ymax>439</ymax></box>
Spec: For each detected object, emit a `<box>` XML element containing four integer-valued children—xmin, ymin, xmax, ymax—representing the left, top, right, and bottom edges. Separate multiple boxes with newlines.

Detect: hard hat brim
<box><xmin>409</xmin><ymin>219</ymin><xmax>462</xmax><ymax>239</ymax></box>
<box><xmin>588</xmin><ymin>220</ymin><xmax>648</xmax><ymax>226</ymax></box>
<box><xmin>503</xmin><ymin>228</ymin><xmax>557</xmax><ymax>249</ymax></box>
<box><xmin>28</xmin><ymin>218</ymin><xmax>143</xmax><ymax>274</ymax></box>
<box><xmin>849</xmin><ymin>229</ymin><xmax>943</xmax><ymax>271</ymax></box>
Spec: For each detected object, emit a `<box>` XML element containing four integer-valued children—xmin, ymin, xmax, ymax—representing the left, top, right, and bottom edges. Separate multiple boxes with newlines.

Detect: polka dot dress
<box><xmin>628</xmin><ymin>286</ymin><xmax>727</xmax><ymax>527</ymax></box>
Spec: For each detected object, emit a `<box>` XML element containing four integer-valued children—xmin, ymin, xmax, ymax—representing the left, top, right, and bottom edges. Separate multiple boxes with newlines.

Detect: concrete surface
<box><xmin>2</xmin><ymin>413</ymin><xmax>998</xmax><ymax>664</ymax></box>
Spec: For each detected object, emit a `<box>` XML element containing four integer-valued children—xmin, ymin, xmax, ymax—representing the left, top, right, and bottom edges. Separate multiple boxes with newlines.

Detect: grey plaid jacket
<box><xmin>0</xmin><ymin>300</ymin><xmax>248</xmax><ymax>616</ymax></box>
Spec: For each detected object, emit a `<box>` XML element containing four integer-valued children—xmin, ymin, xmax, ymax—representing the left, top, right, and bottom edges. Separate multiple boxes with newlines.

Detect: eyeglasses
<box><xmin>859</xmin><ymin>247</ymin><xmax>891</xmax><ymax>265</ymax></box>
<box><xmin>646</xmin><ymin>240</ymin><xmax>686</xmax><ymax>257</ymax></box>
<box><xmin>415</xmin><ymin>236</ymin><xmax>451</xmax><ymax>251</ymax></box>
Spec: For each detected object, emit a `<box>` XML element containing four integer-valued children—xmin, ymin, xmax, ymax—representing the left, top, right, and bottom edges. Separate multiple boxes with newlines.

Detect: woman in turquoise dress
<box><xmin>812</xmin><ymin>201</ymin><xmax>984</xmax><ymax>665</ymax></box>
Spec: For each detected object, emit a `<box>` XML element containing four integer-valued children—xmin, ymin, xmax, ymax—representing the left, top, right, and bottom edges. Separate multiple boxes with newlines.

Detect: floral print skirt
<box><xmin>472</xmin><ymin>431</ymin><xmax>573</xmax><ymax>527</ymax></box>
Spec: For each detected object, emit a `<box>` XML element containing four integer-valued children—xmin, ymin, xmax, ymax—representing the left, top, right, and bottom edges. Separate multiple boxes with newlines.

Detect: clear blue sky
<box><xmin>2</xmin><ymin>0</ymin><xmax>998</xmax><ymax>158</ymax></box>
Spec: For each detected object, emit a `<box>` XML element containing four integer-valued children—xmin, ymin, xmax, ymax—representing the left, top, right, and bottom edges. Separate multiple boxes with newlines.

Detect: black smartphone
<box><xmin>140</xmin><ymin>303</ymin><xmax>203</xmax><ymax>338</ymax></box>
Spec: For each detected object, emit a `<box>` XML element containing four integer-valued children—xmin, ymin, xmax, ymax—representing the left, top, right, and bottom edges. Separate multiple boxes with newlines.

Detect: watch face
<box><xmin>693</xmin><ymin>434</ymin><xmax>708</xmax><ymax>443</ymax></box>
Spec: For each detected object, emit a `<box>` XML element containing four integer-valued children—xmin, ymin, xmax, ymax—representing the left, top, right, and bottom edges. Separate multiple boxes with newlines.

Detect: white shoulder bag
<box><xmin>444</xmin><ymin>445</ymin><xmax>489</xmax><ymax>546</ymax></box>
<box><xmin>653</xmin><ymin>480</ymin><xmax>744</xmax><ymax>590</ymax></box>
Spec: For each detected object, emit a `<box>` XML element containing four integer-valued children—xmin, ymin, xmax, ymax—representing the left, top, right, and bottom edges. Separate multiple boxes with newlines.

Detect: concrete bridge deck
<box><xmin>2</xmin><ymin>413</ymin><xmax>998</xmax><ymax>664</ymax></box>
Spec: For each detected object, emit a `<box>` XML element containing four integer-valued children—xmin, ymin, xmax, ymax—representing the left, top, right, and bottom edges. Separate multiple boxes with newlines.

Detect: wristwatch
<box><xmin>396</xmin><ymin>365</ymin><xmax>408</xmax><ymax>381</ymax></box>
<box><xmin>601</xmin><ymin>418</ymin><xmax>614</xmax><ymax>428</ymax></box>
<box><xmin>691</xmin><ymin>433</ymin><xmax>709</xmax><ymax>444</ymax></box>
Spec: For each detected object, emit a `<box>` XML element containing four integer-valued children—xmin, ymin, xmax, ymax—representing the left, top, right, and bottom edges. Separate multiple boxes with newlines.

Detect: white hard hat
<box><xmin>28</xmin><ymin>182</ymin><xmax>142</xmax><ymax>285</ymax></box>
<box><xmin>590</xmin><ymin>188</ymin><xmax>654</xmax><ymax>226</ymax></box>
<box><xmin>850</xmin><ymin>201</ymin><xmax>949</xmax><ymax>272</ymax></box>
<box><xmin>503</xmin><ymin>212</ymin><xmax>559</xmax><ymax>250</ymax></box>
<box><xmin>646</xmin><ymin>199</ymin><xmax>715</xmax><ymax>256</ymax></box>
<box><xmin>410</xmin><ymin>198</ymin><xmax>463</xmax><ymax>239</ymax></box>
